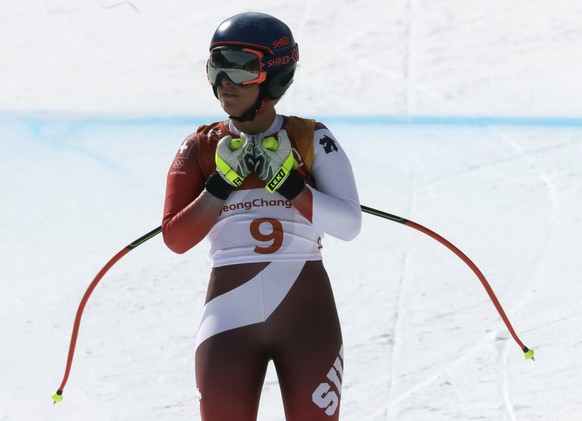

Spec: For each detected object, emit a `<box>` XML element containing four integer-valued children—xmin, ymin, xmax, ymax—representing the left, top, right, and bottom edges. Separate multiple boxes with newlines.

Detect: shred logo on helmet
<box><xmin>272</xmin><ymin>36</ymin><xmax>290</xmax><ymax>49</ymax></box>
<box><xmin>206</xmin><ymin>12</ymin><xmax>300</xmax><ymax>121</ymax></box>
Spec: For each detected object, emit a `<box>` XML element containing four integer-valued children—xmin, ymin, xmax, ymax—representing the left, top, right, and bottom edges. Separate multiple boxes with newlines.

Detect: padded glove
<box><xmin>254</xmin><ymin>129</ymin><xmax>305</xmax><ymax>199</ymax></box>
<box><xmin>206</xmin><ymin>134</ymin><xmax>254</xmax><ymax>199</ymax></box>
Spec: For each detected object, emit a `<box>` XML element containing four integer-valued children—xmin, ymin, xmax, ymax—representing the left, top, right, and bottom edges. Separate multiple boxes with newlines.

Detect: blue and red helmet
<box><xmin>207</xmin><ymin>12</ymin><xmax>299</xmax><ymax>101</ymax></box>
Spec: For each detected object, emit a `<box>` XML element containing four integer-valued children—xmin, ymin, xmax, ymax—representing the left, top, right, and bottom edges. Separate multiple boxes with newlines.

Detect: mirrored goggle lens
<box><xmin>207</xmin><ymin>48</ymin><xmax>262</xmax><ymax>85</ymax></box>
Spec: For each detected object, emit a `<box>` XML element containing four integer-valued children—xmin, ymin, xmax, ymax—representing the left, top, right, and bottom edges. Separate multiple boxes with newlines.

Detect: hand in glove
<box><xmin>254</xmin><ymin>129</ymin><xmax>305</xmax><ymax>199</ymax></box>
<box><xmin>206</xmin><ymin>134</ymin><xmax>254</xmax><ymax>199</ymax></box>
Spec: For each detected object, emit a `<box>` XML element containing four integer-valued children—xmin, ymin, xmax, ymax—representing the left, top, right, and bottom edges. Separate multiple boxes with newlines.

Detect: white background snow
<box><xmin>1</xmin><ymin>1</ymin><xmax>582</xmax><ymax>420</ymax></box>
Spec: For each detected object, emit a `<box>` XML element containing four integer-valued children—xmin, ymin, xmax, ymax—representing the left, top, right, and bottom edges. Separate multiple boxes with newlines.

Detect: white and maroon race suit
<box><xmin>162</xmin><ymin>114</ymin><xmax>361</xmax><ymax>420</ymax></box>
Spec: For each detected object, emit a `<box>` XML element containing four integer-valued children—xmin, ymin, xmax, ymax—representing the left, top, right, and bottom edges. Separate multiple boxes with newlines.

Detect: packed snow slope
<box><xmin>1</xmin><ymin>1</ymin><xmax>582</xmax><ymax>420</ymax></box>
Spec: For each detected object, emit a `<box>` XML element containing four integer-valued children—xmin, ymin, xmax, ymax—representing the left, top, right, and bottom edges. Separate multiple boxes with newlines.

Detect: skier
<box><xmin>162</xmin><ymin>11</ymin><xmax>361</xmax><ymax>420</ymax></box>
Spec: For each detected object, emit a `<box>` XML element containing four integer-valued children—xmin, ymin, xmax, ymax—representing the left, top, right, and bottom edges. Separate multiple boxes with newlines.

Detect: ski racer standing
<box><xmin>162</xmin><ymin>11</ymin><xmax>361</xmax><ymax>420</ymax></box>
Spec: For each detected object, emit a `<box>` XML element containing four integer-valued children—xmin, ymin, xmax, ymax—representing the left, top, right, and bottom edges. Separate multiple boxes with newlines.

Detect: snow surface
<box><xmin>2</xmin><ymin>1</ymin><xmax>582</xmax><ymax>420</ymax></box>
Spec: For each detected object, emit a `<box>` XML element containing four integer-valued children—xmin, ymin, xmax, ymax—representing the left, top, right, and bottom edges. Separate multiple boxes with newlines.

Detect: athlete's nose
<box><xmin>219</xmin><ymin>73</ymin><xmax>235</xmax><ymax>86</ymax></box>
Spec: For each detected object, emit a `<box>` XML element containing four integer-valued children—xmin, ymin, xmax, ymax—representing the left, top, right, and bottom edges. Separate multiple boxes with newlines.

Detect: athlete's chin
<box><xmin>220</xmin><ymin>101</ymin><xmax>246</xmax><ymax>117</ymax></box>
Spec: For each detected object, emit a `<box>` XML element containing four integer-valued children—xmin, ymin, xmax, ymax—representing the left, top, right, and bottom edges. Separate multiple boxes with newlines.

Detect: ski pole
<box><xmin>360</xmin><ymin>205</ymin><xmax>534</xmax><ymax>360</ymax></box>
<box><xmin>52</xmin><ymin>226</ymin><xmax>162</xmax><ymax>404</ymax></box>
<box><xmin>53</xmin><ymin>205</ymin><xmax>534</xmax><ymax>403</ymax></box>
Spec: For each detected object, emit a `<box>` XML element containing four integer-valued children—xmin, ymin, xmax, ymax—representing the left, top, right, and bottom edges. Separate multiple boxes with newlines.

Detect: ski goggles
<box><xmin>207</xmin><ymin>47</ymin><xmax>267</xmax><ymax>86</ymax></box>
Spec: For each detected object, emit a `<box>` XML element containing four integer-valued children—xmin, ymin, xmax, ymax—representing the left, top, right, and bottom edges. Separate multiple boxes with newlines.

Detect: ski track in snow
<box><xmin>385</xmin><ymin>152</ymin><xmax>420</xmax><ymax>420</ymax></box>
<box><xmin>486</xmin><ymin>126</ymin><xmax>556</xmax><ymax>421</ymax></box>
<box><xmin>488</xmin><ymin>125</ymin><xmax>559</xmax><ymax>284</ymax></box>
<box><xmin>495</xmin><ymin>336</ymin><xmax>517</xmax><ymax>421</ymax></box>
<box><xmin>402</xmin><ymin>0</ymin><xmax>415</xmax><ymax>115</ymax></box>
<box><xmin>385</xmin><ymin>249</ymin><xmax>409</xmax><ymax>420</ymax></box>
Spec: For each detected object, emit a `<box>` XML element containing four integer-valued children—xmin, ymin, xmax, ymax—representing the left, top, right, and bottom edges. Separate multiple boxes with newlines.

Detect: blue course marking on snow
<box><xmin>317</xmin><ymin>115</ymin><xmax>582</xmax><ymax>127</ymax></box>
<box><xmin>110</xmin><ymin>115</ymin><xmax>582</xmax><ymax>127</ymax></box>
<box><xmin>5</xmin><ymin>113</ymin><xmax>582</xmax><ymax>127</ymax></box>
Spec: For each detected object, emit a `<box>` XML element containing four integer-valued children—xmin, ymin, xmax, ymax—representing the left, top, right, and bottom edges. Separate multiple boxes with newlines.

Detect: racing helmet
<box><xmin>207</xmin><ymin>12</ymin><xmax>299</xmax><ymax>102</ymax></box>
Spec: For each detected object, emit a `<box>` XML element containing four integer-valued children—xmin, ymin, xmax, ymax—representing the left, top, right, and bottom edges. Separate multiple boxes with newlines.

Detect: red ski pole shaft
<box><xmin>360</xmin><ymin>205</ymin><xmax>534</xmax><ymax>360</ymax></box>
<box><xmin>53</xmin><ymin>226</ymin><xmax>162</xmax><ymax>403</ymax></box>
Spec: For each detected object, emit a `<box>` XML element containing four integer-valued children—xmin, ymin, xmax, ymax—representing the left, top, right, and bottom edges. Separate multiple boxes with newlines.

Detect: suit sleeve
<box><xmin>292</xmin><ymin>126</ymin><xmax>361</xmax><ymax>241</ymax></box>
<box><xmin>162</xmin><ymin>135</ymin><xmax>224</xmax><ymax>254</ymax></box>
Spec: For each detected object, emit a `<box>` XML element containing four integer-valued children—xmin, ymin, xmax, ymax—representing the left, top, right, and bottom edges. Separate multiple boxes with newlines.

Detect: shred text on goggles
<box><xmin>207</xmin><ymin>44</ymin><xmax>299</xmax><ymax>86</ymax></box>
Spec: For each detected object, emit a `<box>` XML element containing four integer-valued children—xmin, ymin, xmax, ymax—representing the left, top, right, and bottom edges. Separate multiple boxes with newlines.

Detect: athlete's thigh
<box><xmin>268</xmin><ymin>261</ymin><xmax>344</xmax><ymax>420</ymax></box>
<box><xmin>196</xmin><ymin>324</ymin><xmax>269</xmax><ymax>421</ymax></box>
<box><xmin>195</xmin><ymin>263</ymin><xmax>271</xmax><ymax>421</ymax></box>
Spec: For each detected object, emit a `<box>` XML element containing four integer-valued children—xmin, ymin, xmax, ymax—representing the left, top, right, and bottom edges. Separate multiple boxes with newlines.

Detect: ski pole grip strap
<box><xmin>205</xmin><ymin>171</ymin><xmax>236</xmax><ymax>200</ymax></box>
<box><xmin>273</xmin><ymin>169</ymin><xmax>305</xmax><ymax>200</ymax></box>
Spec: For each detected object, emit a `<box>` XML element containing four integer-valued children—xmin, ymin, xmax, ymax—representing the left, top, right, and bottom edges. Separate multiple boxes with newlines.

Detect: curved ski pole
<box><xmin>52</xmin><ymin>226</ymin><xmax>162</xmax><ymax>404</ymax></box>
<box><xmin>360</xmin><ymin>205</ymin><xmax>534</xmax><ymax>361</ymax></box>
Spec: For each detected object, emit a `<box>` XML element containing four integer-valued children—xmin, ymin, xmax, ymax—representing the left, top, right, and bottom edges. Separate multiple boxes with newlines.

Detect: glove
<box><xmin>206</xmin><ymin>134</ymin><xmax>254</xmax><ymax>199</ymax></box>
<box><xmin>254</xmin><ymin>129</ymin><xmax>305</xmax><ymax>200</ymax></box>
